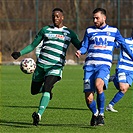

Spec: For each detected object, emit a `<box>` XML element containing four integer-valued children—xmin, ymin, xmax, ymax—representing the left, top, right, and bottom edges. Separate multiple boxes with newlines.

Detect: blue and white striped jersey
<box><xmin>79</xmin><ymin>25</ymin><xmax>133</xmax><ymax>71</ymax></box>
<box><xmin>116</xmin><ymin>37</ymin><xmax>133</xmax><ymax>73</ymax></box>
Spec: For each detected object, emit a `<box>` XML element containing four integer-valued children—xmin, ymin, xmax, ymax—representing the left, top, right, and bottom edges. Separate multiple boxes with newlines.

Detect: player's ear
<box><xmin>62</xmin><ymin>15</ymin><xmax>64</xmax><ymax>21</ymax></box>
<box><xmin>103</xmin><ymin>16</ymin><xmax>106</xmax><ymax>21</ymax></box>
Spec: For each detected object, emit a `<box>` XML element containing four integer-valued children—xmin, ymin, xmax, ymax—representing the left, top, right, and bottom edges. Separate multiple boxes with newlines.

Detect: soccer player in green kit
<box><xmin>11</xmin><ymin>8</ymin><xmax>81</xmax><ymax>126</ymax></box>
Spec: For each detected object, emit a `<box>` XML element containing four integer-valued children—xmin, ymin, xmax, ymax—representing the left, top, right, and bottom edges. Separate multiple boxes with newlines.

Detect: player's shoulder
<box><xmin>63</xmin><ymin>26</ymin><xmax>74</xmax><ymax>32</ymax></box>
<box><xmin>107</xmin><ymin>25</ymin><xmax>117</xmax><ymax>29</ymax></box>
<box><xmin>125</xmin><ymin>37</ymin><xmax>132</xmax><ymax>40</ymax></box>
<box><xmin>45</xmin><ymin>25</ymin><xmax>50</xmax><ymax>28</ymax></box>
<box><xmin>106</xmin><ymin>25</ymin><xmax>119</xmax><ymax>33</ymax></box>
<box><xmin>63</xmin><ymin>26</ymin><xmax>77</xmax><ymax>35</ymax></box>
<box><xmin>86</xmin><ymin>26</ymin><xmax>95</xmax><ymax>30</ymax></box>
<box><xmin>84</xmin><ymin>26</ymin><xmax>96</xmax><ymax>34</ymax></box>
<box><xmin>125</xmin><ymin>37</ymin><xmax>133</xmax><ymax>45</ymax></box>
<box><xmin>42</xmin><ymin>25</ymin><xmax>52</xmax><ymax>29</ymax></box>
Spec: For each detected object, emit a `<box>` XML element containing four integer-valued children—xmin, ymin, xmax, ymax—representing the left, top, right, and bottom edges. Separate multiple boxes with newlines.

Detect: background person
<box><xmin>106</xmin><ymin>30</ymin><xmax>133</xmax><ymax>112</ymax></box>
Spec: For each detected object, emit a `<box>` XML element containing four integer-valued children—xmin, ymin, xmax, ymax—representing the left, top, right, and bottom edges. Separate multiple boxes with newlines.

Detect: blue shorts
<box><xmin>113</xmin><ymin>71</ymin><xmax>133</xmax><ymax>90</ymax></box>
<box><xmin>83</xmin><ymin>65</ymin><xmax>110</xmax><ymax>93</ymax></box>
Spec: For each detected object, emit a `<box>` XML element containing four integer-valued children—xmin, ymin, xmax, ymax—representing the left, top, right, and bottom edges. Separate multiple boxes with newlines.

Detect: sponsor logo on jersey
<box><xmin>93</xmin><ymin>37</ymin><xmax>108</xmax><ymax>48</ymax></box>
<box><xmin>47</xmin><ymin>32</ymin><xmax>65</xmax><ymax>40</ymax></box>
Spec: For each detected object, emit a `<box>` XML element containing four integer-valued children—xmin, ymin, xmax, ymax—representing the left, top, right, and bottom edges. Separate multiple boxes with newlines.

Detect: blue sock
<box><xmin>109</xmin><ymin>91</ymin><xmax>124</xmax><ymax>106</ymax></box>
<box><xmin>87</xmin><ymin>100</ymin><xmax>97</xmax><ymax>114</ymax></box>
<box><xmin>97</xmin><ymin>92</ymin><xmax>105</xmax><ymax>115</ymax></box>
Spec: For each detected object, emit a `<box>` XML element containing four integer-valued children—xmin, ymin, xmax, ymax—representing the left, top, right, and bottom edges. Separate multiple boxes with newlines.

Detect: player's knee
<box><xmin>31</xmin><ymin>81</ymin><xmax>43</xmax><ymax>95</ymax></box>
<box><xmin>119</xmin><ymin>83</ymin><xmax>129</xmax><ymax>93</ymax></box>
<box><xmin>31</xmin><ymin>88</ymin><xmax>39</xmax><ymax>95</ymax></box>
<box><xmin>42</xmin><ymin>83</ymin><xmax>53</xmax><ymax>93</ymax></box>
<box><xmin>120</xmin><ymin>87</ymin><xmax>128</xmax><ymax>93</ymax></box>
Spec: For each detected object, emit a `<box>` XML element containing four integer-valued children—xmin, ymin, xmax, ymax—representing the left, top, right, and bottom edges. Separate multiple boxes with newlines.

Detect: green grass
<box><xmin>0</xmin><ymin>64</ymin><xmax>133</xmax><ymax>133</ymax></box>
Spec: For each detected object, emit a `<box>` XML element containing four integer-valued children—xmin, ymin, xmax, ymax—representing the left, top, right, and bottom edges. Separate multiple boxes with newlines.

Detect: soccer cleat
<box><xmin>106</xmin><ymin>104</ymin><xmax>118</xmax><ymax>112</ymax></box>
<box><xmin>90</xmin><ymin>114</ymin><xmax>98</xmax><ymax>126</ymax></box>
<box><xmin>97</xmin><ymin>115</ymin><xmax>104</xmax><ymax>126</ymax></box>
<box><xmin>32</xmin><ymin>112</ymin><xmax>40</xmax><ymax>126</ymax></box>
<box><xmin>109</xmin><ymin>74</ymin><xmax>115</xmax><ymax>82</ymax></box>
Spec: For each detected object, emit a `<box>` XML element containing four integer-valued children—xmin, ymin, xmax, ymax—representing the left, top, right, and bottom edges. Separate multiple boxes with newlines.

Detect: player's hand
<box><xmin>11</xmin><ymin>52</ymin><xmax>21</xmax><ymax>60</ymax></box>
<box><xmin>75</xmin><ymin>50</ymin><xmax>81</xmax><ymax>58</ymax></box>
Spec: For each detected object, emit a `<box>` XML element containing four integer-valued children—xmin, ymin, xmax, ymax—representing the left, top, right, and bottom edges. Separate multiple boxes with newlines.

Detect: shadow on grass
<box><xmin>0</xmin><ymin>119</ymin><xmax>32</xmax><ymax>128</ymax></box>
<box><xmin>2</xmin><ymin>105</ymin><xmax>88</xmax><ymax>111</ymax></box>
<box><xmin>0</xmin><ymin>106</ymin><xmax>95</xmax><ymax>129</ymax></box>
<box><xmin>0</xmin><ymin>119</ymin><xmax>96</xmax><ymax>129</ymax></box>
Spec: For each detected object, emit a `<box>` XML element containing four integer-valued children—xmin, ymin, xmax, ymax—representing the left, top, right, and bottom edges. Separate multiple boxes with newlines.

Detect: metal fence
<box><xmin>0</xmin><ymin>0</ymin><xmax>133</xmax><ymax>63</ymax></box>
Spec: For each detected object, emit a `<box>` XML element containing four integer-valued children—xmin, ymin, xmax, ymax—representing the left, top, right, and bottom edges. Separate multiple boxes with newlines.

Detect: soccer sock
<box><xmin>97</xmin><ymin>92</ymin><xmax>105</xmax><ymax>115</ymax></box>
<box><xmin>87</xmin><ymin>100</ymin><xmax>98</xmax><ymax>115</ymax></box>
<box><xmin>109</xmin><ymin>91</ymin><xmax>124</xmax><ymax>106</ymax></box>
<box><xmin>37</xmin><ymin>92</ymin><xmax>50</xmax><ymax>116</ymax></box>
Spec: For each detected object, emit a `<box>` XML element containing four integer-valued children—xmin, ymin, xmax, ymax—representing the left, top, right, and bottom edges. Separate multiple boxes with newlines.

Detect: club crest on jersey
<box><xmin>63</xmin><ymin>32</ymin><xmax>67</xmax><ymax>36</ymax></box>
<box><xmin>106</xmin><ymin>31</ymin><xmax>111</xmax><ymax>36</ymax></box>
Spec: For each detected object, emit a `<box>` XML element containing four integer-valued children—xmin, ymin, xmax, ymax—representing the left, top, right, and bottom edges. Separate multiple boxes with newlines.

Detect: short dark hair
<box><xmin>52</xmin><ymin>8</ymin><xmax>63</xmax><ymax>13</ymax></box>
<box><xmin>93</xmin><ymin>8</ymin><xmax>106</xmax><ymax>16</ymax></box>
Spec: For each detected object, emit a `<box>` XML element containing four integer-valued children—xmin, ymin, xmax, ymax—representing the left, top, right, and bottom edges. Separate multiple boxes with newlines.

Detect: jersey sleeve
<box><xmin>20</xmin><ymin>27</ymin><xmax>45</xmax><ymax>56</ymax></box>
<box><xmin>70</xmin><ymin>30</ymin><xmax>81</xmax><ymax>50</ymax></box>
<box><xmin>114</xmin><ymin>41</ymin><xmax>121</xmax><ymax>48</ymax></box>
<box><xmin>79</xmin><ymin>29</ymin><xmax>89</xmax><ymax>54</ymax></box>
<box><xmin>115</xmin><ymin>30</ymin><xmax>133</xmax><ymax>60</ymax></box>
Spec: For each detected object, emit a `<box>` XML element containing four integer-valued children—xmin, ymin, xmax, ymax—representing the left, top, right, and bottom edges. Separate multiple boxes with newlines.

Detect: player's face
<box><xmin>93</xmin><ymin>12</ymin><xmax>106</xmax><ymax>28</ymax></box>
<box><xmin>52</xmin><ymin>11</ymin><xmax>64</xmax><ymax>28</ymax></box>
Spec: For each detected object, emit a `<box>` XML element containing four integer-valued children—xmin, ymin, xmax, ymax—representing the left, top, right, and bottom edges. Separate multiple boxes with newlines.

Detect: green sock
<box><xmin>38</xmin><ymin>92</ymin><xmax>50</xmax><ymax>116</ymax></box>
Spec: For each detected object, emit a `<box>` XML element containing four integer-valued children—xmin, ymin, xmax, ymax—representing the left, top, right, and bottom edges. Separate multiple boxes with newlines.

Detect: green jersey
<box><xmin>20</xmin><ymin>25</ymin><xmax>81</xmax><ymax>69</ymax></box>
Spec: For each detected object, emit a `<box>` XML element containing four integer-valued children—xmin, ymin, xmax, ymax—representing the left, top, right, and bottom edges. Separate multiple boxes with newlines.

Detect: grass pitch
<box><xmin>0</xmin><ymin>64</ymin><xmax>132</xmax><ymax>133</ymax></box>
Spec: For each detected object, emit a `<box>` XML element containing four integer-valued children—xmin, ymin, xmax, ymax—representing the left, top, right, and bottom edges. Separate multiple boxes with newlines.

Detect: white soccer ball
<box><xmin>20</xmin><ymin>58</ymin><xmax>36</xmax><ymax>74</ymax></box>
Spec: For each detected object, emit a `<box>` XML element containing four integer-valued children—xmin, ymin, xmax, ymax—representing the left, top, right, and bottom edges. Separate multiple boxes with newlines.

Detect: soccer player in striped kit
<box><xmin>106</xmin><ymin>29</ymin><xmax>133</xmax><ymax>113</ymax></box>
<box><xmin>76</xmin><ymin>8</ymin><xmax>133</xmax><ymax>126</ymax></box>
<box><xmin>11</xmin><ymin>8</ymin><xmax>81</xmax><ymax>126</ymax></box>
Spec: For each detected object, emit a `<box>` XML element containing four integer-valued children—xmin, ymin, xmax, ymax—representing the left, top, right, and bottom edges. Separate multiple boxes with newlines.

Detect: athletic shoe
<box><xmin>109</xmin><ymin>74</ymin><xmax>115</xmax><ymax>82</ymax></box>
<box><xmin>90</xmin><ymin>114</ymin><xmax>98</xmax><ymax>126</ymax></box>
<box><xmin>97</xmin><ymin>115</ymin><xmax>104</xmax><ymax>126</ymax></box>
<box><xmin>32</xmin><ymin>112</ymin><xmax>40</xmax><ymax>126</ymax></box>
<box><xmin>106</xmin><ymin>104</ymin><xmax>118</xmax><ymax>112</ymax></box>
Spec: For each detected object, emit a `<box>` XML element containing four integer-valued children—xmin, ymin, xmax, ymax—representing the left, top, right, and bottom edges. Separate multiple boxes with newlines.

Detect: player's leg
<box><xmin>32</xmin><ymin>75</ymin><xmax>60</xmax><ymax>126</ymax></box>
<box><xmin>106</xmin><ymin>76</ymin><xmax>119</xmax><ymax>112</ymax></box>
<box><xmin>31</xmin><ymin>81</ymin><xmax>43</xmax><ymax>95</ymax></box>
<box><xmin>37</xmin><ymin>75</ymin><xmax>60</xmax><ymax>116</ymax></box>
<box><xmin>109</xmin><ymin>74</ymin><xmax>116</xmax><ymax>82</ymax></box>
<box><xmin>95</xmin><ymin>78</ymin><xmax>105</xmax><ymax>126</ymax></box>
<box><xmin>95</xmin><ymin>67</ymin><xmax>110</xmax><ymax>126</ymax></box>
<box><xmin>95</xmin><ymin>78</ymin><xmax>105</xmax><ymax>115</ymax></box>
<box><xmin>84</xmin><ymin>70</ymin><xmax>98</xmax><ymax>126</ymax></box>
<box><xmin>31</xmin><ymin>65</ymin><xmax>45</xmax><ymax>95</ymax></box>
<box><xmin>106</xmin><ymin>83</ymin><xmax>129</xmax><ymax>112</ymax></box>
<box><xmin>85</xmin><ymin>91</ymin><xmax>98</xmax><ymax>126</ymax></box>
<box><xmin>30</xmin><ymin>65</ymin><xmax>53</xmax><ymax>99</ymax></box>
<box><xmin>30</xmin><ymin>65</ymin><xmax>45</xmax><ymax>126</ymax></box>
<box><xmin>106</xmin><ymin>72</ymin><xmax>132</xmax><ymax>112</ymax></box>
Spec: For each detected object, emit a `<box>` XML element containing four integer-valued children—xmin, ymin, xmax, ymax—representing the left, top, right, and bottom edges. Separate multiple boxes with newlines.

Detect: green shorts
<box><xmin>32</xmin><ymin>64</ymin><xmax>63</xmax><ymax>82</ymax></box>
